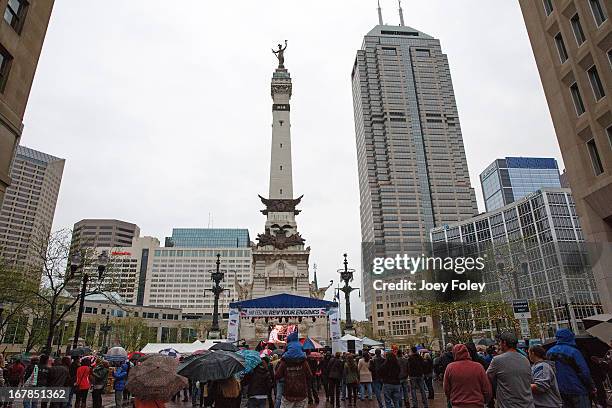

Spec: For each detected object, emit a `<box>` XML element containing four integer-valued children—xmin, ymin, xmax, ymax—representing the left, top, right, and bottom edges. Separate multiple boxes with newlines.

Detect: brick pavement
<box><xmin>97</xmin><ymin>382</ymin><xmax>448</xmax><ymax>408</ymax></box>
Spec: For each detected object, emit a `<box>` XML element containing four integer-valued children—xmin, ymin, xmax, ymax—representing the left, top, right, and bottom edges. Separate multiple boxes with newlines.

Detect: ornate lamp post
<box><xmin>70</xmin><ymin>251</ymin><xmax>109</xmax><ymax>349</ymax></box>
<box><xmin>338</xmin><ymin>253</ymin><xmax>358</xmax><ymax>335</ymax></box>
<box><xmin>206</xmin><ymin>254</ymin><xmax>228</xmax><ymax>339</ymax></box>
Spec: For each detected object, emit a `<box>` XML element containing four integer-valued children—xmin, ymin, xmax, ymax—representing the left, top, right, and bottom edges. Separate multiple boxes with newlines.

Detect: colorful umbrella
<box><xmin>159</xmin><ymin>348</ymin><xmax>181</xmax><ymax>358</ymax></box>
<box><xmin>237</xmin><ymin>349</ymin><xmax>262</xmax><ymax>375</ymax></box>
<box><xmin>128</xmin><ymin>351</ymin><xmax>145</xmax><ymax>361</ymax></box>
<box><xmin>300</xmin><ymin>337</ymin><xmax>323</xmax><ymax>350</ymax></box>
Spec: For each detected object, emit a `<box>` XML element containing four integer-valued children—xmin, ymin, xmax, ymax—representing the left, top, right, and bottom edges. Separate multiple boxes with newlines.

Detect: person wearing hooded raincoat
<box><xmin>274</xmin><ymin>331</ymin><xmax>312</xmax><ymax>408</ymax></box>
<box><xmin>546</xmin><ymin>329</ymin><xmax>594</xmax><ymax>408</ymax></box>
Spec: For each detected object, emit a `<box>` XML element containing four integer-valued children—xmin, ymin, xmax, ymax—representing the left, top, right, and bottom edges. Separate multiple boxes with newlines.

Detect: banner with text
<box><xmin>227</xmin><ymin>308</ymin><xmax>240</xmax><ymax>342</ymax></box>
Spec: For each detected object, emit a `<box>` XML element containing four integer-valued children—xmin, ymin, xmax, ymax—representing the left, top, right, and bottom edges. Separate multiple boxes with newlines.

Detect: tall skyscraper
<box><xmin>351</xmin><ymin>9</ymin><xmax>478</xmax><ymax>340</ymax></box>
<box><xmin>0</xmin><ymin>145</ymin><xmax>64</xmax><ymax>270</ymax></box>
<box><xmin>480</xmin><ymin>157</ymin><xmax>561</xmax><ymax>211</ymax></box>
<box><xmin>519</xmin><ymin>0</ymin><xmax>612</xmax><ymax>312</ymax></box>
<box><xmin>0</xmin><ymin>0</ymin><xmax>55</xmax><ymax>206</ymax></box>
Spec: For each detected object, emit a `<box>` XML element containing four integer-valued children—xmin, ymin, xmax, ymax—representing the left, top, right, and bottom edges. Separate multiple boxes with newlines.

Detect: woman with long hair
<box><xmin>380</xmin><ymin>351</ymin><xmax>402</xmax><ymax>408</ymax></box>
<box><xmin>74</xmin><ymin>358</ymin><xmax>91</xmax><ymax>408</ymax></box>
<box><xmin>343</xmin><ymin>354</ymin><xmax>359</xmax><ymax>406</ymax></box>
<box><xmin>358</xmin><ymin>353</ymin><xmax>373</xmax><ymax>401</ymax></box>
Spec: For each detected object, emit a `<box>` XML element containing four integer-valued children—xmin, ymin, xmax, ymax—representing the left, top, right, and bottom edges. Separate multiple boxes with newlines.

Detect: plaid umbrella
<box><xmin>159</xmin><ymin>348</ymin><xmax>181</xmax><ymax>358</ymax></box>
<box><xmin>126</xmin><ymin>355</ymin><xmax>188</xmax><ymax>401</ymax></box>
<box><xmin>177</xmin><ymin>350</ymin><xmax>245</xmax><ymax>383</ymax></box>
<box><xmin>237</xmin><ymin>349</ymin><xmax>262</xmax><ymax>375</ymax></box>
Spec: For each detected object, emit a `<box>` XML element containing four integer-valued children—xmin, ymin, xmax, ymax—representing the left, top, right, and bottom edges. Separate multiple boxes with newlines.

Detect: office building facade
<box><xmin>351</xmin><ymin>22</ymin><xmax>478</xmax><ymax>340</ymax></box>
<box><xmin>431</xmin><ymin>188</ymin><xmax>602</xmax><ymax>338</ymax></box>
<box><xmin>166</xmin><ymin>228</ymin><xmax>250</xmax><ymax>248</ymax></box>
<box><xmin>0</xmin><ymin>0</ymin><xmax>55</xmax><ymax>206</ymax></box>
<box><xmin>480</xmin><ymin>157</ymin><xmax>561</xmax><ymax>211</ymax></box>
<box><xmin>70</xmin><ymin>219</ymin><xmax>140</xmax><ymax>251</ymax></box>
<box><xmin>519</xmin><ymin>0</ymin><xmax>612</xmax><ymax>311</ymax></box>
<box><xmin>0</xmin><ymin>145</ymin><xmax>64</xmax><ymax>271</ymax></box>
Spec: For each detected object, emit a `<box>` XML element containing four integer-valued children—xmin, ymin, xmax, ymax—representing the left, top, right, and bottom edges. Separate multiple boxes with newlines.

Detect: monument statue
<box><xmin>272</xmin><ymin>40</ymin><xmax>288</xmax><ymax>69</ymax></box>
<box><xmin>309</xmin><ymin>279</ymin><xmax>334</xmax><ymax>300</ymax></box>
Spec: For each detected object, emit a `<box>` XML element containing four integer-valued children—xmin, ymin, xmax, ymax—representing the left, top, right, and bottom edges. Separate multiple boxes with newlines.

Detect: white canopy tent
<box><xmin>140</xmin><ymin>339</ymin><xmax>232</xmax><ymax>354</ymax></box>
<box><xmin>335</xmin><ymin>334</ymin><xmax>363</xmax><ymax>353</ymax></box>
<box><xmin>361</xmin><ymin>337</ymin><xmax>384</xmax><ymax>347</ymax></box>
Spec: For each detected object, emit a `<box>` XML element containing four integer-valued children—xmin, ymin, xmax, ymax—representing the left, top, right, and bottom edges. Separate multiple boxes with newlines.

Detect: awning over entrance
<box><xmin>229</xmin><ymin>293</ymin><xmax>338</xmax><ymax>318</ymax></box>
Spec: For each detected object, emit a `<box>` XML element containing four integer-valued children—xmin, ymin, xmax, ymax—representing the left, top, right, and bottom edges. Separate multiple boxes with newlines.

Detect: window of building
<box><xmin>589</xmin><ymin>0</ymin><xmax>608</xmax><ymax>26</ymax></box>
<box><xmin>570</xmin><ymin>83</ymin><xmax>585</xmax><ymax>115</ymax></box>
<box><xmin>3</xmin><ymin>0</ymin><xmax>27</xmax><ymax>33</ymax></box>
<box><xmin>587</xmin><ymin>66</ymin><xmax>606</xmax><ymax>100</ymax></box>
<box><xmin>554</xmin><ymin>33</ymin><xmax>568</xmax><ymax>63</ymax></box>
<box><xmin>542</xmin><ymin>0</ymin><xmax>553</xmax><ymax>15</ymax></box>
<box><xmin>571</xmin><ymin>14</ymin><xmax>586</xmax><ymax>46</ymax></box>
<box><xmin>587</xmin><ymin>139</ymin><xmax>604</xmax><ymax>175</ymax></box>
<box><xmin>607</xmin><ymin>126</ymin><xmax>612</xmax><ymax>149</ymax></box>
<box><xmin>0</xmin><ymin>45</ymin><xmax>12</xmax><ymax>93</ymax></box>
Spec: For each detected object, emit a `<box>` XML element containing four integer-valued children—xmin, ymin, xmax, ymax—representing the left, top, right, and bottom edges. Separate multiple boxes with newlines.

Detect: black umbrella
<box><xmin>543</xmin><ymin>335</ymin><xmax>610</xmax><ymax>357</ymax></box>
<box><xmin>70</xmin><ymin>347</ymin><xmax>92</xmax><ymax>357</ymax></box>
<box><xmin>582</xmin><ymin>313</ymin><xmax>612</xmax><ymax>330</ymax></box>
<box><xmin>177</xmin><ymin>350</ymin><xmax>245</xmax><ymax>383</ymax></box>
<box><xmin>209</xmin><ymin>342</ymin><xmax>239</xmax><ymax>352</ymax></box>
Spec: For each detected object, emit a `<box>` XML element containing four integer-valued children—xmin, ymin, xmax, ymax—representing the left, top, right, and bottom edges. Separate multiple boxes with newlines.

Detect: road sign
<box><xmin>513</xmin><ymin>299</ymin><xmax>532</xmax><ymax>319</ymax></box>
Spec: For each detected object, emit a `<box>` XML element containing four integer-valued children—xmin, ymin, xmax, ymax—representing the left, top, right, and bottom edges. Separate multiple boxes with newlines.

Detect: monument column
<box><xmin>269</xmin><ymin>62</ymin><xmax>293</xmax><ymax>200</ymax></box>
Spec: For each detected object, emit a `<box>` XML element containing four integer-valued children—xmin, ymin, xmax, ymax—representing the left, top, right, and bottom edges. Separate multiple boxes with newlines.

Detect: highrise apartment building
<box><xmin>480</xmin><ymin>157</ymin><xmax>561</xmax><ymax>211</ymax></box>
<box><xmin>0</xmin><ymin>145</ymin><xmax>63</xmax><ymax>271</ymax></box>
<box><xmin>165</xmin><ymin>228</ymin><xmax>250</xmax><ymax>248</ymax></box>
<box><xmin>431</xmin><ymin>188</ymin><xmax>602</xmax><ymax>337</ymax></box>
<box><xmin>519</xmin><ymin>0</ymin><xmax>612</xmax><ymax>311</ymax></box>
<box><xmin>351</xmin><ymin>16</ymin><xmax>478</xmax><ymax>340</ymax></box>
<box><xmin>0</xmin><ymin>0</ymin><xmax>55</xmax><ymax>206</ymax></box>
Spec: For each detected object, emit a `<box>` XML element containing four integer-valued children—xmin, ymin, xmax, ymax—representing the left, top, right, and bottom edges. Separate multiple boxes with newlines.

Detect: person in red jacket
<box><xmin>443</xmin><ymin>344</ymin><xmax>492</xmax><ymax>408</ymax></box>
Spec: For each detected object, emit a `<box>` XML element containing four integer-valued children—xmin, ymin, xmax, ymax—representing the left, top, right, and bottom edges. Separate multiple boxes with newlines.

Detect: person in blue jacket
<box><xmin>112</xmin><ymin>362</ymin><xmax>129</xmax><ymax>408</ymax></box>
<box><xmin>546</xmin><ymin>328</ymin><xmax>594</xmax><ymax>408</ymax></box>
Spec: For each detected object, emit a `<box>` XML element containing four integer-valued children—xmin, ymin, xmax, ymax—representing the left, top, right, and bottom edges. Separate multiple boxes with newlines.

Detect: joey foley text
<box><xmin>371</xmin><ymin>254</ymin><xmax>487</xmax><ymax>293</ymax></box>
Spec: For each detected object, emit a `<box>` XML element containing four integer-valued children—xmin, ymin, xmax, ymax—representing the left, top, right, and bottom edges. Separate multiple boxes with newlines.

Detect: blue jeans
<box><xmin>400</xmin><ymin>380</ymin><xmax>410</xmax><ymax>402</ymax></box>
<box><xmin>372</xmin><ymin>380</ymin><xmax>384</xmax><ymax>408</ymax></box>
<box><xmin>560</xmin><ymin>394</ymin><xmax>591</xmax><ymax>408</ymax></box>
<box><xmin>247</xmin><ymin>398</ymin><xmax>267</xmax><ymax>408</ymax></box>
<box><xmin>359</xmin><ymin>383</ymin><xmax>372</xmax><ymax>400</ymax></box>
<box><xmin>383</xmin><ymin>383</ymin><xmax>402</xmax><ymax>408</ymax></box>
<box><xmin>274</xmin><ymin>381</ymin><xmax>284</xmax><ymax>408</ymax></box>
<box><xmin>409</xmin><ymin>377</ymin><xmax>428</xmax><ymax>408</ymax></box>
<box><xmin>23</xmin><ymin>401</ymin><xmax>38</xmax><ymax>408</ymax></box>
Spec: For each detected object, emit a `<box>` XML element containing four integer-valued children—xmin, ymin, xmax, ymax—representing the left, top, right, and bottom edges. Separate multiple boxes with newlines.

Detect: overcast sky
<box><xmin>23</xmin><ymin>1</ymin><xmax>562</xmax><ymax>320</ymax></box>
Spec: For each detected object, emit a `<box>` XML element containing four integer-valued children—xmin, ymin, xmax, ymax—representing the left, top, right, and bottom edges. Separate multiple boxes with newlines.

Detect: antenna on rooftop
<box><xmin>398</xmin><ymin>0</ymin><xmax>405</xmax><ymax>26</ymax></box>
<box><xmin>377</xmin><ymin>0</ymin><xmax>384</xmax><ymax>25</ymax></box>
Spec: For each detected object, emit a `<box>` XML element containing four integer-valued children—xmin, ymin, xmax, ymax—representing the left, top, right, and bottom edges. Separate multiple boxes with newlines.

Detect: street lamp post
<box><xmin>206</xmin><ymin>254</ymin><xmax>228</xmax><ymax>339</ymax></box>
<box><xmin>338</xmin><ymin>253</ymin><xmax>358</xmax><ymax>335</ymax></box>
<box><xmin>70</xmin><ymin>251</ymin><xmax>109</xmax><ymax>349</ymax></box>
<box><xmin>100</xmin><ymin>312</ymin><xmax>112</xmax><ymax>352</ymax></box>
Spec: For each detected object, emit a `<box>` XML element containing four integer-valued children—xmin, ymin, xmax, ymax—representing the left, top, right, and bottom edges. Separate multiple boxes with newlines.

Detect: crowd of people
<box><xmin>0</xmin><ymin>354</ymin><xmax>134</xmax><ymax>408</ymax></box>
<box><xmin>0</xmin><ymin>328</ymin><xmax>610</xmax><ymax>408</ymax></box>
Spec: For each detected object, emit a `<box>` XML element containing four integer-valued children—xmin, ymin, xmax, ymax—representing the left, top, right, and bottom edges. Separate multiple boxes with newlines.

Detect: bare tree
<box><xmin>26</xmin><ymin>227</ymin><xmax>116</xmax><ymax>353</ymax></box>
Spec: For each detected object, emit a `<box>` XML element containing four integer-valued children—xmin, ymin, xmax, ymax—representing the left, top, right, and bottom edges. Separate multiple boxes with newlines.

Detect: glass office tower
<box><xmin>480</xmin><ymin>157</ymin><xmax>561</xmax><ymax>211</ymax></box>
